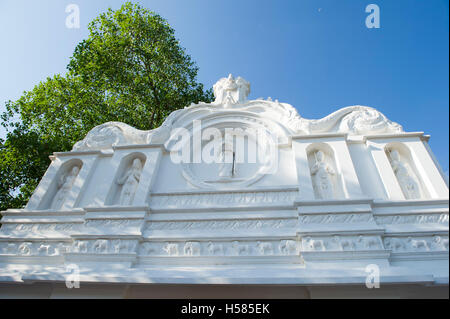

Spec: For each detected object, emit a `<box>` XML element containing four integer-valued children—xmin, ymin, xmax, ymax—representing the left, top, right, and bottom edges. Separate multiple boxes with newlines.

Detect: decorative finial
<box><xmin>213</xmin><ymin>74</ymin><xmax>251</xmax><ymax>106</ymax></box>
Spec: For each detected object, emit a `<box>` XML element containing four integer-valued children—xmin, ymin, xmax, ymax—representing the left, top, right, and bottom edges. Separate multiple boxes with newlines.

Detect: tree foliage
<box><xmin>0</xmin><ymin>2</ymin><xmax>213</xmax><ymax>210</ymax></box>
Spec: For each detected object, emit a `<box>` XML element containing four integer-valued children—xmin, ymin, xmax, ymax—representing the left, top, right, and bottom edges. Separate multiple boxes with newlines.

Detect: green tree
<box><xmin>0</xmin><ymin>2</ymin><xmax>213</xmax><ymax>211</ymax></box>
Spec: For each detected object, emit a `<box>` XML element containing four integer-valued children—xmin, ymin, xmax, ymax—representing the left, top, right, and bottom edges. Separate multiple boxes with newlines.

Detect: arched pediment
<box><xmin>72</xmin><ymin>75</ymin><xmax>403</xmax><ymax>151</ymax></box>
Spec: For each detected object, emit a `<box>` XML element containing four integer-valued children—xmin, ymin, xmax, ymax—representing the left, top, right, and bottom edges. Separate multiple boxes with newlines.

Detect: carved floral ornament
<box><xmin>71</xmin><ymin>74</ymin><xmax>404</xmax><ymax>152</ymax></box>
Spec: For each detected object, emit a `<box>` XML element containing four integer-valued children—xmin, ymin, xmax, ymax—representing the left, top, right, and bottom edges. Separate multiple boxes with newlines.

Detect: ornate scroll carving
<box><xmin>0</xmin><ymin>223</ymin><xmax>80</xmax><ymax>236</ymax></box>
<box><xmin>374</xmin><ymin>213</ymin><xmax>449</xmax><ymax>225</ymax></box>
<box><xmin>296</xmin><ymin>106</ymin><xmax>403</xmax><ymax>135</ymax></box>
<box><xmin>149</xmin><ymin>189</ymin><xmax>298</xmax><ymax>209</ymax></box>
<box><xmin>299</xmin><ymin>213</ymin><xmax>374</xmax><ymax>224</ymax></box>
<box><xmin>72</xmin><ymin>122</ymin><xmax>148</xmax><ymax>151</ymax></box>
<box><xmin>84</xmin><ymin>219</ymin><xmax>142</xmax><ymax>228</ymax></box>
<box><xmin>144</xmin><ymin>218</ymin><xmax>297</xmax><ymax>232</ymax></box>
<box><xmin>72</xmin><ymin>78</ymin><xmax>405</xmax><ymax>152</ymax></box>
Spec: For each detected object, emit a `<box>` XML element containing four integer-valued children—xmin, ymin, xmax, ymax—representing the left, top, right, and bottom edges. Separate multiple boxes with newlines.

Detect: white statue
<box><xmin>218</xmin><ymin>142</ymin><xmax>235</xmax><ymax>179</ymax></box>
<box><xmin>116</xmin><ymin>158</ymin><xmax>143</xmax><ymax>205</ymax></box>
<box><xmin>213</xmin><ymin>74</ymin><xmax>250</xmax><ymax>106</ymax></box>
<box><xmin>310</xmin><ymin>150</ymin><xmax>335</xmax><ymax>199</ymax></box>
<box><xmin>388</xmin><ymin>149</ymin><xmax>422</xmax><ymax>199</ymax></box>
<box><xmin>51</xmin><ymin>166</ymin><xmax>80</xmax><ymax>209</ymax></box>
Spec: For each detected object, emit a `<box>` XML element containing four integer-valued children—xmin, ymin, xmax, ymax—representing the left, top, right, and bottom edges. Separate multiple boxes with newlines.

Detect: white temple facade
<box><xmin>0</xmin><ymin>75</ymin><xmax>448</xmax><ymax>298</ymax></box>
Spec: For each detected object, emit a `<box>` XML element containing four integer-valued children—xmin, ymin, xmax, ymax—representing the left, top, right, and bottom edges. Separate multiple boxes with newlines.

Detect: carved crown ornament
<box><xmin>71</xmin><ymin>74</ymin><xmax>403</xmax><ymax>152</ymax></box>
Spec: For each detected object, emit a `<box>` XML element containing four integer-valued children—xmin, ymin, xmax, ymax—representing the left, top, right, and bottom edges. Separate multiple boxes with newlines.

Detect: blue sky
<box><xmin>0</xmin><ymin>0</ymin><xmax>448</xmax><ymax>173</ymax></box>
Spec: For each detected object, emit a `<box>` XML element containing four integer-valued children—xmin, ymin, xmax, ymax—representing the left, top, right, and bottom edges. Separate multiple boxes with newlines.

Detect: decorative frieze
<box><xmin>0</xmin><ymin>223</ymin><xmax>81</xmax><ymax>236</ymax></box>
<box><xmin>144</xmin><ymin>218</ymin><xmax>297</xmax><ymax>232</ymax></box>
<box><xmin>384</xmin><ymin>236</ymin><xmax>449</xmax><ymax>253</ymax></box>
<box><xmin>84</xmin><ymin>219</ymin><xmax>142</xmax><ymax>229</ymax></box>
<box><xmin>149</xmin><ymin>189</ymin><xmax>298</xmax><ymax>209</ymax></box>
<box><xmin>301</xmin><ymin>235</ymin><xmax>384</xmax><ymax>252</ymax></box>
<box><xmin>71</xmin><ymin>239</ymin><xmax>138</xmax><ymax>254</ymax></box>
<box><xmin>139</xmin><ymin>239</ymin><xmax>299</xmax><ymax>257</ymax></box>
<box><xmin>299</xmin><ymin>213</ymin><xmax>374</xmax><ymax>224</ymax></box>
<box><xmin>374</xmin><ymin>213</ymin><xmax>449</xmax><ymax>225</ymax></box>
<box><xmin>0</xmin><ymin>241</ymin><xmax>71</xmax><ymax>256</ymax></box>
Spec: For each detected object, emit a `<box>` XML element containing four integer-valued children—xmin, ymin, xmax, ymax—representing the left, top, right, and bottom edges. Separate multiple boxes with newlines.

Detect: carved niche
<box><xmin>385</xmin><ymin>144</ymin><xmax>426</xmax><ymax>200</ymax></box>
<box><xmin>38</xmin><ymin>159</ymin><xmax>83</xmax><ymax>210</ymax></box>
<box><xmin>307</xmin><ymin>145</ymin><xmax>343</xmax><ymax>200</ymax></box>
<box><xmin>106</xmin><ymin>153</ymin><xmax>146</xmax><ymax>206</ymax></box>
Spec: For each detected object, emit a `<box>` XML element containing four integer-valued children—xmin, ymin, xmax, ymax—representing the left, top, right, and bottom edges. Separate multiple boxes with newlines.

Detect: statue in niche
<box><xmin>310</xmin><ymin>150</ymin><xmax>335</xmax><ymax>199</ymax></box>
<box><xmin>116</xmin><ymin>158</ymin><xmax>143</xmax><ymax>205</ymax></box>
<box><xmin>218</xmin><ymin>142</ymin><xmax>235</xmax><ymax>179</ymax></box>
<box><xmin>387</xmin><ymin>149</ymin><xmax>422</xmax><ymax>199</ymax></box>
<box><xmin>51</xmin><ymin>166</ymin><xmax>80</xmax><ymax>209</ymax></box>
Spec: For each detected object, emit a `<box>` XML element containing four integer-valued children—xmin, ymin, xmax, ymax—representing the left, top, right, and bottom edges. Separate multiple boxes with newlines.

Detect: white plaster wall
<box><xmin>347</xmin><ymin>143</ymin><xmax>387</xmax><ymax>200</ymax></box>
<box><xmin>152</xmin><ymin>152</ymin><xmax>192</xmax><ymax>192</ymax></box>
<box><xmin>76</xmin><ymin>155</ymin><xmax>112</xmax><ymax>207</ymax></box>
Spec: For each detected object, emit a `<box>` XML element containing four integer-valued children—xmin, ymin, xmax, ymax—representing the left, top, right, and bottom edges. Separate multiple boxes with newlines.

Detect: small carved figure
<box><xmin>232</xmin><ymin>241</ymin><xmax>249</xmax><ymax>256</ymax></box>
<box><xmin>75</xmin><ymin>241</ymin><xmax>88</xmax><ymax>253</ymax></box>
<box><xmin>333</xmin><ymin>235</ymin><xmax>354</xmax><ymax>251</ymax></box>
<box><xmin>93</xmin><ymin>240</ymin><xmax>109</xmax><ymax>253</ymax></box>
<box><xmin>18</xmin><ymin>243</ymin><xmax>32</xmax><ymax>255</ymax></box>
<box><xmin>304</xmin><ymin>237</ymin><xmax>326</xmax><ymax>251</ymax></box>
<box><xmin>117</xmin><ymin>158</ymin><xmax>143</xmax><ymax>205</ymax></box>
<box><xmin>311</xmin><ymin>151</ymin><xmax>335</xmax><ymax>199</ymax></box>
<box><xmin>279</xmin><ymin>240</ymin><xmax>297</xmax><ymax>255</ymax></box>
<box><xmin>431</xmin><ymin>236</ymin><xmax>449</xmax><ymax>251</ymax></box>
<box><xmin>388</xmin><ymin>150</ymin><xmax>422</xmax><ymax>199</ymax></box>
<box><xmin>207</xmin><ymin>241</ymin><xmax>224</xmax><ymax>255</ymax></box>
<box><xmin>407</xmin><ymin>237</ymin><xmax>429</xmax><ymax>251</ymax></box>
<box><xmin>163</xmin><ymin>243</ymin><xmax>179</xmax><ymax>256</ymax></box>
<box><xmin>113</xmin><ymin>240</ymin><xmax>128</xmax><ymax>254</ymax></box>
<box><xmin>184</xmin><ymin>241</ymin><xmax>201</xmax><ymax>256</ymax></box>
<box><xmin>358</xmin><ymin>236</ymin><xmax>380</xmax><ymax>250</ymax></box>
<box><xmin>256</xmin><ymin>241</ymin><xmax>274</xmax><ymax>255</ymax></box>
<box><xmin>51</xmin><ymin>166</ymin><xmax>80</xmax><ymax>209</ymax></box>
<box><xmin>384</xmin><ymin>238</ymin><xmax>405</xmax><ymax>251</ymax></box>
